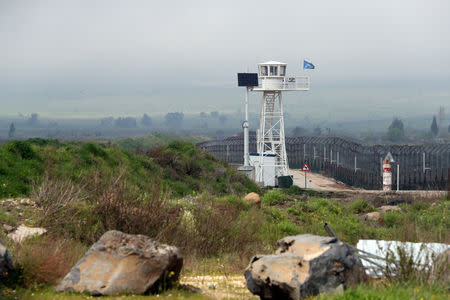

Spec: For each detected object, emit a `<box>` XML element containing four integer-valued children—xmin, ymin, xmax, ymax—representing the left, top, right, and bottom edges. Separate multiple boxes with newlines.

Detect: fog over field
<box><xmin>1</xmin><ymin>0</ymin><xmax>449</xmax><ymax>124</ymax></box>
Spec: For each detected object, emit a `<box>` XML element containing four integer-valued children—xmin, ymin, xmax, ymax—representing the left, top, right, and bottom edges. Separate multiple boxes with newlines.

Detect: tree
<box><xmin>141</xmin><ymin>113</ymin><xmax>152</xmax><ymax>127</ymax></box>
<box><xmin>27</xmin><ymin>113</ymin><xmax>38</xmax><ymax>126</ymax></box>
<box><xmin>388</xmin><ymin>118</ymin><xmax>404</xmax><ymax>133</ymax></box>
<box><xmin>219</xmin><ymin>114</ymin><xmax>227</xmax><ymax>125</ymax></box>
<box><xmin>115</xmin><ymin>117</ymin><xmax>137</xmax><ymax>128</ymax></box>
<box><xmin>386</xmin><ymin>118</ymin><xmax>405</xmax><ymax>142</ymax></box>
<box><xmin>313</xmin><ymin>127</ymin><xmax>322</xmax><ymax>136</ymax></box>
<box><xmin>164</xmin><ymin>112</ymin><xmax>184</xmax><ymax>129</ymax></box>
<box><xmin>8</xmin><ymin>123</ymin><xmax>15</xmax><ymax>138</ymax></box>
<box><xmin>291</xmin><ymin>126</ymin><xmax>306</xmax><ymax>136</ymax></box>
<box><xmin>386</xmin><ymin>127</ymin><xmax>403</xmax><ymax>142</ymax></box>
<box><xmin>100</xmin><ymin>117</ymin><xmax>114</xmax><ymax>127</ymax></box>
<box><xmin>430</xmin><ymin>115</ymin><xmax>438</xmax><ymax>136</ymax></box>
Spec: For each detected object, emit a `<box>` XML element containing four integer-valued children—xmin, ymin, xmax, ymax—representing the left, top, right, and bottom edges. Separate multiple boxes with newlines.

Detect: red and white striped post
<box><xmin>382</xmin><ymin>159</ymin><xmax>392</xmax><ymax>191</ymax></box>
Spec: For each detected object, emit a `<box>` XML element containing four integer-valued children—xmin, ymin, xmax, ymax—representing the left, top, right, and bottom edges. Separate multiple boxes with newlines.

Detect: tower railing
<box><xmin>252</xmin><ymin>76</ymin><xmax>310</xmax><ymax>91</ymax></box>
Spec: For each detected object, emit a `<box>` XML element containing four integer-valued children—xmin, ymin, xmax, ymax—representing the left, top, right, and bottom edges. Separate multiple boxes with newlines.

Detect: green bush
<box><xmin>277</xmin><ymin>220</ymin><xmax>301</xmax><ymax>236</ymax></box>
<box><xmin>5</xmin><ymin>141</ymin><xmax>37</xmax><ymax>160</ymax></box>
<box><xmin>261</xmin><ymin>189</ymin><xmax>290</xmax><ymax>205</ymax></box>
<box><xmin>349</xmin><ymin>199</ymin><xmax>374</xmax><ymax>214</ymax></box>
<box><xmin>383</xmin><ymin>211</ymin><xmax>406</xmax><ymax>227</ymax></box>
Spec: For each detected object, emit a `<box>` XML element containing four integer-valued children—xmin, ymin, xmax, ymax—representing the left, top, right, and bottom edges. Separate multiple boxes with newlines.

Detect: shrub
<box><xmin>349</xmin><ymin>199</ymin><xmax>374</xmax><ymax>214</ymax></box>
<box><xmin>177</xmin><ymin>194</ymin><xmax>265</xmax><ymax>257</ymax></box>
<box><xmin>5</xmin><ymin>141</ymin><xmax>36</xmax><ymax>160</ymax></box>
<box><xmin>277</xmin><ymin>220</ymin><xmax>301</xmax><ymax>236</ymax></box>
<box><xmin>10</xmin><ymin>236</ymin><xmax>87</xmax><ymax>286</ymax></box>
<box><xmin>262</xmin><ymin>189</ymin><xmax>290</xmax><ymax>205</ymax></box>
<box><xmin>383</xmin><ymin>211</ymin><xmax>406</xmax><ymax>228</ymax></box>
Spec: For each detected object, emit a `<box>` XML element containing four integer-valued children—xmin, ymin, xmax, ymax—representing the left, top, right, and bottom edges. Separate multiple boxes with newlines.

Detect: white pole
<box><xmin>303</xmin><ymin>144</ymin><xmax>306</xmax><ymax>160</ymax></box>
<box><xmin>244</xmin><ymin>87</ymin><xmax>249</xmax><ymax>166</ymax></box>
<box><xmin>397</xmin><ymin>163</ymin><xmax>400</xmax><ymax>191</ymax></box>
<box><xmin>423</xmin><ymin>152</ymin><xmax>426</xmax><ymax>174</ymax></box>
<box><xmin>305</xmin><ymin>171</ymin><xmax>307</xmax><ymax>189</ymax></box>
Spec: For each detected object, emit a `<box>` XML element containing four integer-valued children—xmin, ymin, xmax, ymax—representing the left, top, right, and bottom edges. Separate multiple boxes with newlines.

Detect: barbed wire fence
<box><xmin>197</xmin><ymin>136</ymin><xmax>450</xmax><ymax>190</ymax></box>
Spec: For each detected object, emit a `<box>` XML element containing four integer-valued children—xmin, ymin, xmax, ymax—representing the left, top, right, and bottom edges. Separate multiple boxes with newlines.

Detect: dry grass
<box><xmin>9</xmin><ymin>236</ymin><xmax>87</xmax><ymax>287</ymax></box>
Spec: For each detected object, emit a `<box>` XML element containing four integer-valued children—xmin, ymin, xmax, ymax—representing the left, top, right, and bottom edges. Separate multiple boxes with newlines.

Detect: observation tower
<box><xmin>238</xmin><ymin>61</ymin><xmax>310</xmax><ymax>186</ymax></box>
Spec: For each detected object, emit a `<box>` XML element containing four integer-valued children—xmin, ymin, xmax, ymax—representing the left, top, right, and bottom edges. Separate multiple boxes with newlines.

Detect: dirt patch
<box><xmin>180</xmin><ymin>275</ymin><xmax>256</xmax><ymax>299</ymax></box>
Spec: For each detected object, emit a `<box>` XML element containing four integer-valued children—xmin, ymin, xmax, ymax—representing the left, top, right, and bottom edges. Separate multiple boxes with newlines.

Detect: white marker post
<box><xmin>305</xmin><ymin>170</ymin><xmax>307</xmax><ymax>189</ymax></box>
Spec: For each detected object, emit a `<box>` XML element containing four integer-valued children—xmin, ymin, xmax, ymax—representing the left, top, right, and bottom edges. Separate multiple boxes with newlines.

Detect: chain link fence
<box><xmin>197</xmin><ymin>136</ymin><xmax>450</xmax><ymax>190</ymax></box>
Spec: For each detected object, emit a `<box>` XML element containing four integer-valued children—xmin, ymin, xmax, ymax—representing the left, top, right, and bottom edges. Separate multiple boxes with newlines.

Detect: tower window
<box><xmin>260</xmin><ymin>66</ymin><xmax>268</xmax><ymax>76</ymax></box>
<box><xmin>270</xmin><ymin>66</ymin><xmax>278</xmax><ymax>76</ymax></box>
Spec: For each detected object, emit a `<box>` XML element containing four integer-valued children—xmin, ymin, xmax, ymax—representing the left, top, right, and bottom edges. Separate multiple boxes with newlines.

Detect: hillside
<box><xmin>0</xmin><ymin>138</ymin><xmax>257</xmax><ymax>200</ymax></box>
<box><xmin>0</xmin><ymin>138</ymin><xmax>448</xmax><ymax>299</ymax></box>
<box><xmin>112</xmin><ymin>132</ymin><xmax>211</xmax><ymax>153</ymax></box>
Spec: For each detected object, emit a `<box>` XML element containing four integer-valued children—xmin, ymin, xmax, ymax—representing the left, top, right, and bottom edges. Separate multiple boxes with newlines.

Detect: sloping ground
<box><xmin>113</xmin><ymin>132</ymin><xmax>211</xmax><ymax>153</ymax></box>
<box><xmin>291</xmin><ymin>169</ymin><xmax>353</xmax><ymax>191</ymax></box>
<box><xmin>0</xmin><ymin>139</ymin><xmax>258</xmax><ymax>199</ymax></box>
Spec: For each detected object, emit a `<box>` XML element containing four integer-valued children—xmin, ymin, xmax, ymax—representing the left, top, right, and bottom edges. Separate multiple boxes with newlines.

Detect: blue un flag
<box><xmin>303</xmin><ymin>60</ymin><xmax>315</xmax><ymax>69</ymax></box>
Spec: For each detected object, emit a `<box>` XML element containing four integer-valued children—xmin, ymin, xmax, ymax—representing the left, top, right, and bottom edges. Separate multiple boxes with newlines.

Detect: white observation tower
<box><xmin>238</xmin><ymin>61</ymin><xmax>310</xmax><ymax>186</ymax></box>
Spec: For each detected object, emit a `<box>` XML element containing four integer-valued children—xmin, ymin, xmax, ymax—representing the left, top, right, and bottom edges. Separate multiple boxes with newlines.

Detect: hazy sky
<box><xmin>1</xmin><ymin>0</ymin><xmax>449</xmax><ymax>120</ymax></box>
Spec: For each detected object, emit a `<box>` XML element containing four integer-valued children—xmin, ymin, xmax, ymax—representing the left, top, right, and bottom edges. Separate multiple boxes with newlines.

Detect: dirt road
<box><xmin>290</xmin><ymin>169</ymin><xmax>447</xmax><ymax>199</ymax></box>
<box><xmin>290</xmin><ymin>169</ymin><xmax>353</xmax><ymax>191</ymax></box>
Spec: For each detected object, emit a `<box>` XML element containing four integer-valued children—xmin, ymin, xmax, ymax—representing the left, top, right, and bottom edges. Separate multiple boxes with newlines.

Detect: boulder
<box><xmin>56</xmin><ymin>230</ymin><xmax>183</xmax><ymax>296</ymax></box>
<box><xmin>244</xmin><ymin>193</ymin><xmax>261</xmax><ymax>208</ymax></box>
<box><xmin>7</xmin><ymin>224</ymin><xmax>47</xmax><ymax>243</ymax></box>
<box><xmin>378</xmin><ymin>205</ymin><xmax>402</xmax><ymax>213</ymax></box>
<box><xmin>244</xmin><ymin>234</ymin><xmax>367</xmax><ymax>300</ymax></box>
<box><xmin>3</xmin><ymin>224</ymin><xmax>15</xmax><ymax>233</ymax></box>
<box><xmin>363</xmin><ymin>212</ymin><xmax>382</xmax><ymax>222</ymax></box>
<box><xmin>0</xmin><ymin>239</ymin><xmax>14</xmax><ymax>278</ymax></box>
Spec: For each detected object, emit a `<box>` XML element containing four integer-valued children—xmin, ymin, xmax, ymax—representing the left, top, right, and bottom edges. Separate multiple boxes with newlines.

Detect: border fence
<box><xmin>197</xmin><ymin>135</ymin><xmax>450</xmax><ymax>190</ymax></box>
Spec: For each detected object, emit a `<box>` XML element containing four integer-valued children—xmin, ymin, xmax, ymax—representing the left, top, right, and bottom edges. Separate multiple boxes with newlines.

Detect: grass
<box><xmin>316</xmin><ymin>282</ymin><xmax>449</xmax><ymax>299</ymax></box>
<box><xmin>0</xmin><ymin>138</ymin><xmax>448</xmax><ymax>299</ymax></box>
<box><xmin>112</xmin><ymin>132</ymin><xmax>210</xmax><ymax>153</ymax></box>
<box><xmin>1</xmin><ymin>286</ymin><xmax>213</xmax><ymax>300</ymax></box>
<box><xmin>0</xmin><ymin>138</ymin><xmax>259</xmax><ymax>200</ymax></box>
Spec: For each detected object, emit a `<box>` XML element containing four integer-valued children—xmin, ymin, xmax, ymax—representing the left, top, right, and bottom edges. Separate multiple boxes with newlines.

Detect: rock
<box><xmin>7</xmin><ymin>224</ymin><xmax>47</xmax><ymax>243</ymax></box>
<box><xmin>56</xmin><ymin>230</ymin><xmax>183</xmax><ymax>296</ymax></box>
<box><xmin>3</xmin><ymin>224</ymin><xmax>15</xmax><ymax>233</ymax></box>
<box><xmin>378</xmin><ymin>205</ymin><xmax>402</xmax><ymax>213</ymax></box>
<box><xmin>0</xmin><ymin>239</ymin><xmax>14</xmax><ymax>278</ymax></box>
<box><xmin>19</xmin><ymin>198</ymin><xmax>35</xmax><ymax>206</ymax></box>
<box><xmin>183</xmin><ymin>195</ymin><xmax>195</xmax><ymax>202</ymax></box>
<box><xmin>244</xmin><ymin>193</ymin><xmax>261</xmax><ymax>208</ymax></box>
<box><xmin>244</xmin><ymin>234</ymin><xmax>367</xmax><ymax>300</ymax></box>
<box><xmin>363</xmin><ymin>212</ymin><xmax>382</xmax><ymax>222</ymax></box>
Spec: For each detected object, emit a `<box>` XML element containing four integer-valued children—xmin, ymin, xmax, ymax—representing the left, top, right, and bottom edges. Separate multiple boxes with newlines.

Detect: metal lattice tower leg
<box><xmin>256</xmin><ymin>91</ymin><xmax>289</xmax><ymax>183</ymax></box>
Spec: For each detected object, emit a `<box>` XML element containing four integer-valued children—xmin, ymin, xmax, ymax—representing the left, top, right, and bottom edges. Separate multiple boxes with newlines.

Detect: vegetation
<box><xmin>318</xmin><ymin>283</ymin><xmax>448</xmax><ymax>300</ymax></box>
<box><xmin>112</xmin><ymin>132</ymin><xmax>210</xmax><ymax>153</ymax></box>
<box><xmin>386</xmin><ymin>118</ymin><xmax>405</xmax><ymax>142</ymax></box>
<box><xmin>0</xmin><ymin>138</ymin><xmax>448</xmax><ymax>299</ymax></box>
<box><xmin>0</xmin><ymin>138</ymin><xmax>253</xmax><ymax>200</ymax></box>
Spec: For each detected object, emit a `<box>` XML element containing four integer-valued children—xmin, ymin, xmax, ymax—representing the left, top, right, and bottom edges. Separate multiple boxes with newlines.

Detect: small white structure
<box><xmin>249</xmin><ymin>153</ymin><xmax>276</xmax><ymax>187</ymax></box>
<box><xmin>357</xmin><ymin>239</ymin><xmax>449</xmax><ymax>278</ymax></box>
<box><xmin>250</xmin><ymin>61</ymin><xmax>309</xmax><ymax>186</ymax></box>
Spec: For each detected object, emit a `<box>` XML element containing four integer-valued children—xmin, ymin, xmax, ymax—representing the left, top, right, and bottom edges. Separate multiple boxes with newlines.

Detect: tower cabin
<box><xmin>253</xmin><ymin>61</ymin><xmax>309</xmax><ymax>91</ymax></box>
